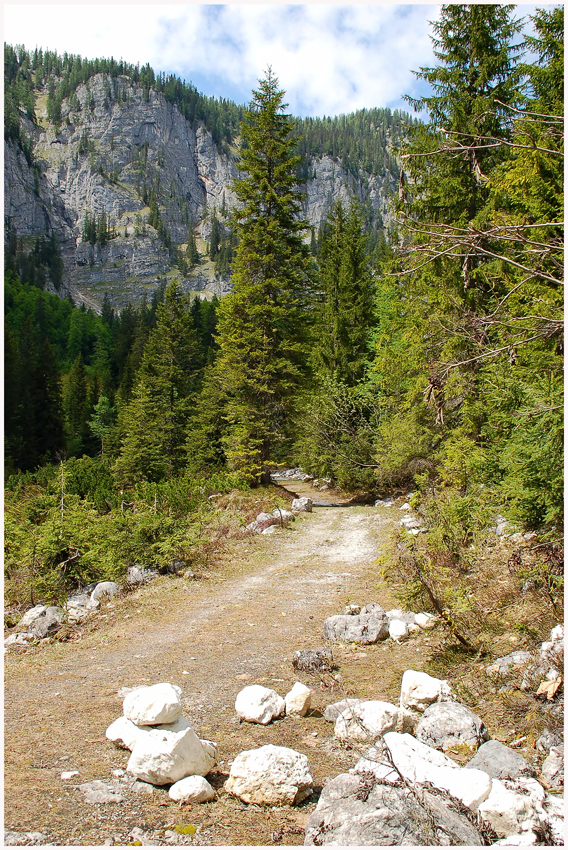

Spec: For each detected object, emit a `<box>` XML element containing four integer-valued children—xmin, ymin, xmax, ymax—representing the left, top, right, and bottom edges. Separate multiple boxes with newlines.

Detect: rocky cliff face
<box><xmin>5</xmin><ymin>73</ymin><xmax>398</xmax><ymax>309</ymax></box>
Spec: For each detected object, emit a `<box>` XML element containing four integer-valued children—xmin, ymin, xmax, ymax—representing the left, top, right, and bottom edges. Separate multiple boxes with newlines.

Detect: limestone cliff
<box><xmin>5</xmin><ymin>72</ymin><xmax>399</xmax><ymax>309</ymax></box>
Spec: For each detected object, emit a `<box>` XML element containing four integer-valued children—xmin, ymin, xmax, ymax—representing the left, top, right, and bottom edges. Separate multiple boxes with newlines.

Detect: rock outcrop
<box><xmin>5</xmin><ymin>74</ymin><xmax>399</xmax><ymax>310</ymax></box>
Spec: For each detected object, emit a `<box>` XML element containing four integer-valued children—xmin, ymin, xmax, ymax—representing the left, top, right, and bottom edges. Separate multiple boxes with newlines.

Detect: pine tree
<box><xmin>114</xmin><ymin>282</ymin><xmax>199</xmax><ymax>483</ymax></box>
<box><xmin>313</xmin><ymin>201</ymin><xmax>373</xmax><ymax>387</ymax></box>
<box><xmin>186</xmin><ymin>222</ymin><xmax>200</xmax><ymax>268</ymax></box>
<box><xmin>64</xmin><ymin>352</ymin><xmax>90</xmax><ymax>456</ymax></box>
<box><xmin>209</xmin><ymin>208</ymin><xmax>220</xmax><ymax>260</ymax></box>
<box><xmin>214</xmin><ymin>69</ymin><xmax>313</xmax><ymax>482</ymax></box>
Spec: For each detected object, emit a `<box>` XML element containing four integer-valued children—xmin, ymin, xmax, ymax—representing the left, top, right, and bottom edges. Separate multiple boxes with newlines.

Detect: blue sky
<box><xmin>3</xmin><ymin>4</ymin><xmax>547</xmax><ymax>118</ymax></box>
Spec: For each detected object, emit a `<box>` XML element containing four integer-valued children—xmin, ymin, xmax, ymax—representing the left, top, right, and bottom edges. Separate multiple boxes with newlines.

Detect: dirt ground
<box><xmin>2</xmin><ymin>481</ymin><xmax>556</xmax><ymax>846</ymax></box>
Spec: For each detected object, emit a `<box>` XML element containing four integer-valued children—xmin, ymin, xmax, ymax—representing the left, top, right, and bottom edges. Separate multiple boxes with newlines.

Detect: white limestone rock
<box><xmin>127</xmin><ymin>722</ymin><xmax>216</xmax><ymax>785</ymax></box>
<box><xmin>168</xmin><ymin>775</ymin><xmax>216</xmax><ymax>803</ymax></box>
<box><xmin>91</xmin><ymin>581</ymin><xmax>119</xmax><ymax>602</ymax></box>
<box><xmin>291</xmin><ymin>497</ymin><xmax>312</xmax><ymax>513</ymax></box>
<box><xmin>541</xmin><ymin>744</ymin><xmax>563</xmax><ymax>789</ymax></box>
<box><xmin>123</xmin><ymin>683</ymin><xmax>183</xmax><ymax>726</ymax></box>
<box><xmin>486</xmin><ymin>651</ymin><xmax>532</xmax><ymax>678</ymax></box>
<box><xmin>225</xmin><ymin>744</ymin><xmax>313</xmax><ymax>805</ymax></box>
<box><xmin>16</xmin><ymin>605</ymin><xmax>47</xmax><ymax>629</ymax></box>
<box><xmin>323</xmin><ymin>611</ymin><xmax>389</xmax><ymax>644</ymax></box>
<box><xmin>382</xmin><ymin>731</ymin><xmax>492</xmax><ymax>811</ymax></box>
<box><xmin>415</xmin><ymin>701</ymin><xmax>489</xmax><ymax>751</ymax></box>
<box><xmin>415</xmin><ymin>612</ymin><xmax>438</xmax><ymax>630</ymax></box>
<box><xmin>389</xmin><ymin>619</ymin><xmax>410</xmax><ymax>641</ymax></box>
<box><xmin>335</xmin><ymin>700</ymin><xmax>399</xmax><ymax>742</ymax></box>
<box><xmin>235</xmin><ymin>685</ymin><xmax>285</xmax><ymax>725</ymax></box>
<box><xmin>285</xmin><ymin>682</ymin><xmax>312</xmax><ymax>716</ymax></box>
<box><xmin>477</xmin><ymin>778</ymin><xmax>535</xmax><ymax>838</ymax></box>
<box><xmin>4</xmin><ymin>632</ymin><xmax>35</xmax><ymax>647</ymax></box>
<box><xmin>29</xmin><ymin>606</ymin><xmax>66</xmax><ymax>638</ymax></box>
<box><xmin>271</xmin><ymin>508</ymin><xmax>294</xmax><ymax>523</ymax></box>
<box><xmin>400</xmin><ymin>669</ymin><xmax>454</xmax><ymax>712</ymax></box>
<box><xmin>323</xmin><ymin>698</ymin><xmax>363</xmax><ymax>723</ymax></box>
<box><xmin>65</xmin><ymin>593</ymin><xmax>100</xmax><ymax>623</ymax></box>
<box><xmin>106</xmin><ymin>716</ymin><xmax>142</xmax><ymax>750</ymax></box>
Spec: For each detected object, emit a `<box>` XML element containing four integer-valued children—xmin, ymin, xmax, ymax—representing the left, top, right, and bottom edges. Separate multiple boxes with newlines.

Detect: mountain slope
<box><xmin>5</xmin><ymin>47</ymin><xmax>410</xmax><ymax>309</ymax></box>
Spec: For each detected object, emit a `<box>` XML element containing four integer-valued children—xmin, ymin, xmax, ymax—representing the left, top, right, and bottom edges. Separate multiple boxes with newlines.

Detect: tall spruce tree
<box><xmin>314</xmin><ymin>201</ymin><xmax>373</xmax><ymax>387</ymax></box>
<box><xmin>214</xmin><ymin>69</ymin><xmax>313</xmax><ymax>482</ymax></box>
<box><xmin>114</xmin><ymin>282</ymin><xmax>199</xmax><ymax>483</ymax></box>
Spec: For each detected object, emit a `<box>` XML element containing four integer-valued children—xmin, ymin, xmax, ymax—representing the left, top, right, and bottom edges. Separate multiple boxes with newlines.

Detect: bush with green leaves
<box><xmin>4</xmin><ymin>459</ymin><xmax>250</xmax><ymax>607</ymax></box>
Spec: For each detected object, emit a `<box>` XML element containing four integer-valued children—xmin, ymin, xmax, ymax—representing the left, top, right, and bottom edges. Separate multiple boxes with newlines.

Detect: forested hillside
<box><xmin>4</xmin><ymin>5</ymin><xmax>563</xmax><ymax>648</ymax></box>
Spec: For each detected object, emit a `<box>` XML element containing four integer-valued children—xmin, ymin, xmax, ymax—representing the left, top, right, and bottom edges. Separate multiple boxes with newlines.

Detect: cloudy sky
<box><xmin>4</xmin><ymin>4</ymin><xmax>544</xmax><ymax>118</ymax></box>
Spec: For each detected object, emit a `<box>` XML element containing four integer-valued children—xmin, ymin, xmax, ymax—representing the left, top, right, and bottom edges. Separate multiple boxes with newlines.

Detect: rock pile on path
<box><xmin>106</xmin><ymin>683</ymin><xmax>217</xmax><ymax>801</ymax></box>
<box><xmin>323</xmin><ymin>601</ymin><xmax>437</xmax><ymax>645</ymax></box>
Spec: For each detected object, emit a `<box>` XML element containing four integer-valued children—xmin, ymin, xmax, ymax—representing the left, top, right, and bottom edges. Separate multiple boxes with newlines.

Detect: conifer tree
<box><xmin>63</xmin><ymin>352</ymin><xmax>90</xmax><ymax>456</ymax></box>
<box><xmin>313</xmin><ymin>201</ymin><xmax>373</xmax><ymax>387</ymax></box>
<box><xmin>114</xmin><ymin>282</ymin><xmax>199</xmax><ymax>483</ymax></box>
<box><xmin>214</xmin><ymin>69</ymin><xmax>313</xmax><ymax>482</ymax></box>
<box><xmin>209</xmin><ymin>208</ymin><xmax>220</xmax><ymax>260</ymax></box>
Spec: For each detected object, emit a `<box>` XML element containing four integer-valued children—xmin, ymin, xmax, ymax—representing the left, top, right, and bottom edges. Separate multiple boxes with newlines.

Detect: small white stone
<box><xmin>389</xmin><ymin>619</ymin><xmax>409</xmax><ymax>641</ymax></box>
<box><xmin>91</xmin><ymin>581</ymin><xmax>119</xmax><ymax>602</ymax></box>
<box><xmin>235</xmin><ymin>685</ymin><xmax>285</xmax><ymax>725</ymax></box>
<box><xmin>415</xmin><ymin>612</ymin><xmax>437</xmax><ymax>629</ymax></box>
<box><xmin>291</xmin><ymin>497</ymin><xmax>312</xmax><ymax>513</ymax></box>
<box><xmin>127</xmin><ymin>722</ymin><xmax>216</xmax><ymax>785</ymax></box>
<box><xmin>285</xmin><ymin>682</ymin><xmax>312</xmax><ymax>716</ymax></box>
<box><xmin>106</xmin><ymin>716</ymin><xmax>142</xmax><ymax>750</ymax></box>
<box><xmin>16</xmin><ymin>605</ymin><xmax>47</xmax><ymax>629</ymax></box>
<box><xmin>400</xmin><ymin>669</ymin><xmax>453</xmax><ymax>712</ymax></box>
<box><xmin>168</xmin><ymin>775</ymin><xmax>216</xmax><ymax>803</ymax></box>
<box><xmin>61</xmin><ymin>770</ymin><xmax>79</xmax><ymax>780</ymax></box>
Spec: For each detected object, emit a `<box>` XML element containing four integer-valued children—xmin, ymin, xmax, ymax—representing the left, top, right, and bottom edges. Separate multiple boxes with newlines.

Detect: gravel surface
<box><xmin>4</xmin><ymin>481</ymin><xmax>437</xmax><ymax>846</ymax></box>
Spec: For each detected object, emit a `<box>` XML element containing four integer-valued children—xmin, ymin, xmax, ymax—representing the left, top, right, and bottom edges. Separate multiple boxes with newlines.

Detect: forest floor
<box><xmin>3</xmin><ymin>480</ymin><xmax>557</xmax><ymax>846</ymax></box>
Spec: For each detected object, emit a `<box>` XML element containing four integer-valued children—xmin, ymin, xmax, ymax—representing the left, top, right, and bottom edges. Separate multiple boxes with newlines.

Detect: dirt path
<box><xmin>4</xmin><ymin>483</ymin><xmax>437</xmax><ymax>846</ymax></box>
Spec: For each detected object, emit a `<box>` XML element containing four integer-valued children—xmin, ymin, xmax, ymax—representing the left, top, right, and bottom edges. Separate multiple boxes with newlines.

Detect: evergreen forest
<box><xmin>4</xmin><ymin>5</ymin><xmax>563</xmax><ymax>642</ymax></box>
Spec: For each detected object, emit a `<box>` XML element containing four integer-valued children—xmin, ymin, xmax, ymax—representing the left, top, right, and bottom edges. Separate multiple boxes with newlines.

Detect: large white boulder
<box><xmin>335</xmin><ymin>701</ymin><xmax>399</xmax><ymax>742</ymax></box>
<box><xmin>382</xmin><ymin>732</ymin><xmax>492</xmax><ymax>811</ymax></box>
<box><xmin>168</xmin><ymin>775</ymin><xmax>216</xmax><ymax>803</ymax></box>
<box><xmin>285</xmin><ymin>682</ymin><xmax>312</xmax><ymax>716</ymax></box>
<box><xmin>400</xmin><ymin>669</ymin><xmax>454</xmax><ymax>712</ymax></box>
<box><xmin>123</xmin><ymin>683</ymin><xmax>183</xmax><ymax>726</ymax></box>
<box><xmin>235</xmin><ymin>685</ymin><xmax>285</xmax><ymax>725</ymax></box>
<box><xmin>323</xmin><ymin>611</ymin><xmax>389</xmax><ymax>644</ymax></box>
<box><xmin>415</xmin><ymin>701</ymin><xmax>489</xmax><ymax>751</ymax></box>
<box><xmin>477</xmin><ymin>779</ymin><xmax>535</xmax><ymax>838</ymax></box>
<box><xmin>225</xmin><ymin>744</ymin><xmax>313</xmax><ymax>805</ymax></box>
<box><xmin>126</xmin><ymin>722</ymin><xmax>216</xmax><ymax>785</ymax></box>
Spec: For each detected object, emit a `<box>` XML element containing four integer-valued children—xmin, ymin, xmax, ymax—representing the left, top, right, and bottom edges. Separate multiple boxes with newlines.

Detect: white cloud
<box><xmin>3</xmin><ymin>4</ymin><xmax>550</xmax><ymax>117</ymax></box>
